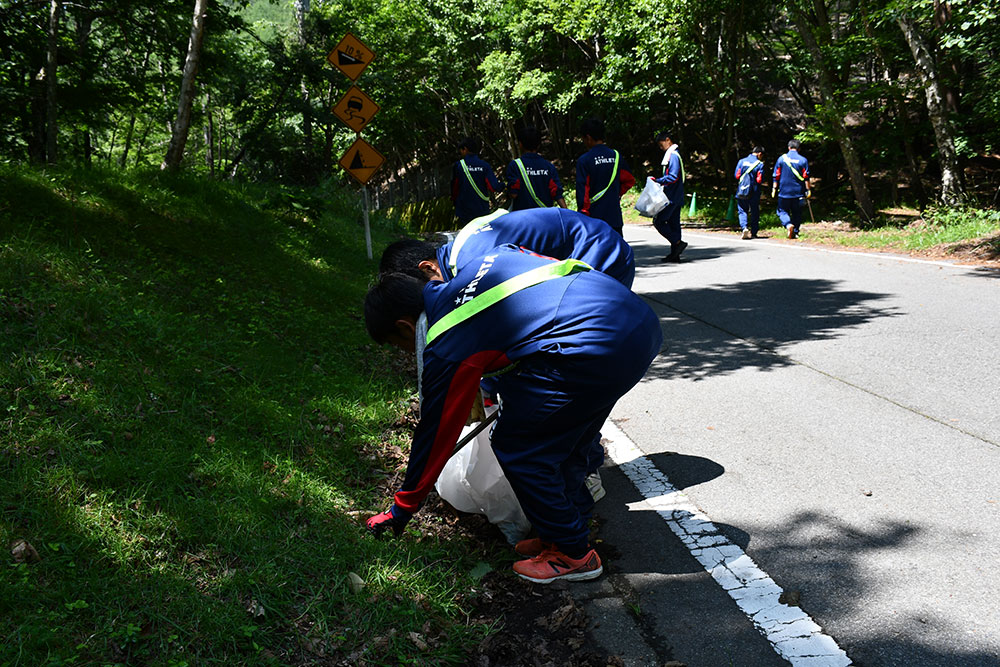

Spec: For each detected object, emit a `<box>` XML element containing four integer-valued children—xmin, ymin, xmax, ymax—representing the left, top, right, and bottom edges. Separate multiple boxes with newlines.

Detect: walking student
<box><xmin>734</xmin><ymin>147</ymin><xmax>766</xmax><ymax>239</ymax></box>
<box><xmin>451</xmin><ymin>136</ymin><xmax>502</xmax><ymax>225</ymax></box>
<box><xmin>364</xmin><ymin>246</ymin><xmax>661</xmax><ymax>584</ymax></box>
<box><xmin>504</xmin><ymin>126</ymin><xmax>567</xmax><ymax>211</ymax></box>
<box><xmin>651</xmin><ymin>131</ymin><xmax>688</xmax><ymax>262</ymax></box>
<box><xmin>575</xmin><ymin>118</ymin><xmax>635</xmax><ymax>236</ymax></box>
<box><xmin>772</xmin><ymin>139</ymin><xmax>811</xmax><ymax>239</ymax></box>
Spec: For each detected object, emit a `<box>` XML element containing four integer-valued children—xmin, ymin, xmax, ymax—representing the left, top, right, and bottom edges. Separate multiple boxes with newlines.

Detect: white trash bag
<box><xmin>634</xmin><ymin>177</ymin><xmax>669</xmax><ymax>217</ymax></box>
<box><xmin>435</xmin><ymin>407</ymin><xmax>531</xmax><ymax>545</ymax></box>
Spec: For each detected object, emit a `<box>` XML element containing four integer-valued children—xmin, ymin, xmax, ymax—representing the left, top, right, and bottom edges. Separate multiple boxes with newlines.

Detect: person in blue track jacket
<box><xmin>734</xmin><ymin>147</ymin><xmax>766</xmax><ymax>239</ymax></box>
<box><xmin>771</xmin><ymin>139</ymin><xmax>811</xmax><ymax>239</ymax></box>
<box><xmin>504</xmin><ymin>126</ymin><xmax>567</xmax><ymax>211</ymax></box>
<box><xmin>575</xmin><ymin>119</ymin><xmax>635</xmax><ymax>236</ymax></box>
<box><xmin>364</xmin><ymin>246</ymin><xmax>661</xmax><ymax>584</ymax></box>
<box><xmin>451</xmin><ymin>137</ymin><xmax>502</xmax><ymax>225</ymax></box>
<box><xmin>651</xmin><ymin>131</ymin><xmax>688</xmax><ymax>262</ymax></box>
<box><xmin>379</xmin><ymin>206</ymin><xmax>637</xmax><ymax>501</ymax></box>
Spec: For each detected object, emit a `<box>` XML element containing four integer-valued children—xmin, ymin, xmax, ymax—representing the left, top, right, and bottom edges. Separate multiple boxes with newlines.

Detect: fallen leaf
<box><xmin>408</xmin><ymin>631</ymin><xmax>428</xmax><ymax>651</ymax></box>
<box><xmin>11</xmin><ymin>539</ymin><xmax>40</xmax><ymax>564</ymax></box>
<box><xmin>469</xmin><ymin>561</ymin><xmax>492</xmax><ymax>580</ymax></box>
<box><xmin>779</xmin><ymin>590</ymin><xmax>801</xmax><ymax>607</ymax></box>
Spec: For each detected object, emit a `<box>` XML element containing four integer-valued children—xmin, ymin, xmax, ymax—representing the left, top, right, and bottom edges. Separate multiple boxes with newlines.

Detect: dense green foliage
<box><xmin>0</xmin><ymin>164</ymin><xmax>495</xmax><ymax>665</ymax></box>
<box><xmin>1</xmin><ymin>0</ymin><xmax>997</xmax><ymax>211</ymax></box>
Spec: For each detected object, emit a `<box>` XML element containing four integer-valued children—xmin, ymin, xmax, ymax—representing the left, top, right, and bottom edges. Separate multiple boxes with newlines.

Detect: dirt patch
<box><xmin>373</xmin><ymin>398</ymin><xmax>623</xmax><ymax>665</ymax></box>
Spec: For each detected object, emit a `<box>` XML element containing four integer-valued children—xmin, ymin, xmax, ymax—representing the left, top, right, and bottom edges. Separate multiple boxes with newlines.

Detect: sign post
<box><xmin>328</xmin><ymin>33</ymin><xmax>381</xmax><ymax>259</ymax></box>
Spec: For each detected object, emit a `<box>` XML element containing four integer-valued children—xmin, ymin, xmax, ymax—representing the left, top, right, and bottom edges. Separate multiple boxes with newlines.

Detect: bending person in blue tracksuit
<box><xmin>365</xmin><ymin>246</ymin><xmax>662</xmax><ymax>584</ymax></box>
<box><xmin>451</xmin><ymin>136</ymin><xmax>502</xmax><ymax>225</ymax></box>
<box><xmin>652</xmin><ymin>131</ymin><xmax>688</xmax><ymax>263</ymax></box>
<box><xmin>379</xmin><ymin>207</ymin><xmax>637</xmax><ymax>501</ymax></box>
<box><xmin>772</xmin><ymin>139</ymin><xmax>811</xmax><ymax>239</ymax></box>
<box><xmin>379</xmin><ymin>207</ymin><xmax>635</xmax><ymax>288</ymax></box>
<box><xmin>734</xmin><ymin>147</ymin><xmax>766</xmax><ymax>239</ymax></box>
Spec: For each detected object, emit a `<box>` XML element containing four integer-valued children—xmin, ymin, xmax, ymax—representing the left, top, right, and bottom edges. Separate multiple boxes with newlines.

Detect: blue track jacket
<box><xmin>393</xmin><ymin>246</ymin><xmax>659</xmax><ymax>513</ymax></box>
<box><xmin>575</xmin><ymin>145</ymin><xmax>636</xmax><ymax>232</ymax></box>
<box><xmin>504</xmin><ymin>152</ymin><xmax>564</xmax><ymax>210</ymax></box>
<box><xmin>437</xmin><ymin>208</ymin><xmax>635</xmax><ymax>287</ymax></box>
<box><xmin>451</xmin><ymin>155</ymin><xmax>502</xmax><ymax>222</ymax></box>
<box><xmin>734</xmin><ymin>153</ymin><xmax>765</xmax><ymax>197</ymax></box>
<box><xmin>772</xmin><ymin>150</ymin><xmax>809</xmax><ymax>198</ymax></box>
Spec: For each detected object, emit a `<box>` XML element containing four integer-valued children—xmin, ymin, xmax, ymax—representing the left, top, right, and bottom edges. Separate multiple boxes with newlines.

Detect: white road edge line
<box><xmin>602</xmin><ymin>419</ymin><xmax>853</xmax><ymax>667</ymax></box>
<box><xmin>682</xmin><ymin>230</ymin><xmax>964</xmax><ymax>268</ymax></box>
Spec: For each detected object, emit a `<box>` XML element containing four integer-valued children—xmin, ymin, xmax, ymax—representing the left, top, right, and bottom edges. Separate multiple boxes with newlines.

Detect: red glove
<box><xmin>365</xmin><ymin>505</ymin><xmax>412</xmax><ymax>539</ymax></box>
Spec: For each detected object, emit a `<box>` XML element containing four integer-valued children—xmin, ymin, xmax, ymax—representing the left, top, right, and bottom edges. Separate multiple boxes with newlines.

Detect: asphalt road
<box><xmin>595</xmin><ymin>224</ymin><xmax>1000</xmax><ymax>666</ymax></box>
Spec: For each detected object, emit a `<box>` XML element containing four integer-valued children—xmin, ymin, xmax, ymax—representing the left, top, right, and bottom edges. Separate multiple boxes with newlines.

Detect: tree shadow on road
<box><xmin>639</xmin><ymin>278</ymin><xmax>900</xmax><ymax>381</ymax></box>
<box><xmin>597</xmin><ymin>465</ymin><xmax>1000</xmax><ymax>666</ymax></box>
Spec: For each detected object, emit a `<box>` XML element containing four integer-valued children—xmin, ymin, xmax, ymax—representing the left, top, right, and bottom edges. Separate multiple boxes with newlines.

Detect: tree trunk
<box><xmin>162</xmin><ymin>0</ymin><xmax>208</xmax><ymax>171</ymax></box>
<box><xmin>792</xmin><ymin>9</ymin><xmax>876</xmax><ymax>221</ymax></box>
<box><xmin>45</xmin><ymin>0</ymin><xmax>61</xmax><ymax>164</ymax></box>
<box><xmin>897</xmin><ymin>16</ymin><xmax>965</xmax><ymax>206</ymax></box>
<box><xmin>204</xmin><ymin>94</ymin><xmax>215</xmax><ymax>176</ymax></box>
<box><xmin>295</xmin><ymin>0</ymin><xmax>312</xmax><ymax>152</ymax></box>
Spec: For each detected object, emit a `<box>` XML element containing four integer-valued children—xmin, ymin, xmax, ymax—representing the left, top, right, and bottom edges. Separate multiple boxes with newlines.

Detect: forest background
<box><xmin>2</xmin><ymin>1</ymin><xmax>1000</xmax><ymax>664</ymax></box>
<box><xmin>2</xmin><ymin>0</ymin><xmax>999</xmax><ymax>222</ymax></box>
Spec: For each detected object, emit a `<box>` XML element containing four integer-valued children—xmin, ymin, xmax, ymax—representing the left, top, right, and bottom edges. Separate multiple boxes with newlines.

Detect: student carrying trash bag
<box><xmin>364</xmin><ymin>246</ymin><xmax>661</xmax><ymax>584</ymax></box>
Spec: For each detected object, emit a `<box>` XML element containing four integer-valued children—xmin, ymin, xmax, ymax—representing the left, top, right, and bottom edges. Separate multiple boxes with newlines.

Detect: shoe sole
<box><xmin>589</xmin><ymin>486</ymin><xmax>606</xmax><ymax>502</ymax></box>
<box><xmin>515</xmin><ymin>564</ymin><xmax>604</xmax><ymax>584</ymax></box>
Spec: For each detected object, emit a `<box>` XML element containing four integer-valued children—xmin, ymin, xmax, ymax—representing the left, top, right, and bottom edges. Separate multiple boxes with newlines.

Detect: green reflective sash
<box><xmin>514</xmin><ymin>158</ymin><xmax>550</xmax><ymax>208</ymax></box>
<box><xmin>589</xmin><ymin>151</ymin><xmax>620</xmax><ymax>203</ymax></box>
<box><xmin>427</xmin><ymin>258</ymin><xmax>592</xmax><ymax>345</ymax></box>
<box><xmin>782</xmin><ymin>155</ymin><xmax>805</xmax><ymax>181</ymax></box>
<box><xmin>448</xmin><ymin>209</ymin><xmax>509</xmax><ymax>276</ymax></box>
<box><xmin>460</xmin><ymin>159</ymin><xmax>490</xmax><ymax>201</ymax></box>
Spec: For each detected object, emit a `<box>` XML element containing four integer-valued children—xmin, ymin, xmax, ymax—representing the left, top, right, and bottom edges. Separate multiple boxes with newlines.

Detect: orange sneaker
<box><xmin>514</xmin><ymin>538</ymin><xmax>553</xmax><ymax>558</ymax></box>
<box><xmin>512</xmin><ymin>548</ymin><xmax>603</xmax><ymax>584</ymax></box>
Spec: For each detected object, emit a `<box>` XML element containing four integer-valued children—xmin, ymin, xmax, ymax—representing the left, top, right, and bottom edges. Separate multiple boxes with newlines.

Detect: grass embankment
<box><xmin>0</xmin><ymin>166</ymin><xmax>491</xmax><ymax>665</ymax></box>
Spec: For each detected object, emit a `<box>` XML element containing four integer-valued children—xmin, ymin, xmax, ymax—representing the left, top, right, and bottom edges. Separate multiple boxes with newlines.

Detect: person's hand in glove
<box><xmin>771</xmin><ymin>187</ymin><xmax>777</xmax><ymax>198</ymax></box>
<box><xmin>805</xmin><ymin>190</ymin><xmax>811</xmax><ymax>199</ymax></box>
<box><xmin>366</xmin><ymin>504</ymin><xmax>412</xmax><ymax>539</ymax></box>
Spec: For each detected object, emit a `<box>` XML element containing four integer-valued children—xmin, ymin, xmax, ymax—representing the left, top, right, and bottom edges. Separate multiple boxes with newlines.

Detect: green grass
<box><xmin>0</xmin><ymin>165</ymin><xmax>490</xmax><ymax>665</ymax></box>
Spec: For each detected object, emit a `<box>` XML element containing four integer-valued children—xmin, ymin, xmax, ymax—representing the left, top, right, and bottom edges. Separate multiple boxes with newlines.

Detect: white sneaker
<box><xmin>586</xmin><ymin>472</ymin><xmax>606</xmax><ymax>502</ymax></box>
<box><xmin>741</xmin><ymin>228</ymin><xmax>752</xmax><ymax>240</ymax></box>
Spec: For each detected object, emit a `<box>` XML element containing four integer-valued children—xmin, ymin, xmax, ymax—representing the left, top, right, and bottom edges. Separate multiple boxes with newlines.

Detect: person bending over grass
<box><xmin>364</xmin><ymin>245</ymin><xmax>661</xmax><ymax>583</ymax></box>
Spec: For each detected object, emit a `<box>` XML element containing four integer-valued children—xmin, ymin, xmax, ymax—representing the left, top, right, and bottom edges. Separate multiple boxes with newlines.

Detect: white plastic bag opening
<box><xmin>434</xmin><ymin>405</ymin><xmax>531</xmax><ymax>545</ymax></box>
<box><xmin>634</xmin><ymin>177</ymin><xmax>670</xmax><ymax>218</ymax></box>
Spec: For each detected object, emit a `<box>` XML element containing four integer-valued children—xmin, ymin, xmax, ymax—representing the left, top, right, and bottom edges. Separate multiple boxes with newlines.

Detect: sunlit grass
<box><xmin>0</xmin><ymin>164</ymin><xmax>490</xmax><ymax>665</ymax></box>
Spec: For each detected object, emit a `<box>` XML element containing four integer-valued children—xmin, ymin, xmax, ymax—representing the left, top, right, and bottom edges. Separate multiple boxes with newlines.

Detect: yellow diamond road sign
<box><xmin>328</xmin><ymin>33</ymin><xmax>375</xmax><ymax>81</ymax></box>
<box><xmin>333</xmin><ymin>85</ymin><xmax>379</xmax><ymax>133</ymax></box>
<box><xmin>339</xmin><ymin>137</ymin><xmax>384</xmax><ymax>185</ymax></box>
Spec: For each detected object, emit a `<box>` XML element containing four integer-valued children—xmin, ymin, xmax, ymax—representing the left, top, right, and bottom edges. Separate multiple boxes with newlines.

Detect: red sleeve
<box><xmin>393</xmin><ymin>350</ymin><xmax>504</xmax><ymax>513</ymax></box>
<box><xmin>619</xmin><ymin>168</ymin><xmax>636</xmax><ymax>195</ymax></box>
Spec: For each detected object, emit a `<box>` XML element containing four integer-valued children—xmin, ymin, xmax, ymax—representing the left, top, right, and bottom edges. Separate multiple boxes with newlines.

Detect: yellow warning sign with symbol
<box><xmin>327</xmin><ymin>33</ymin><xmax>375</xmax><ymax>81</ymax></box>
<box><xmin>339</xmin><ymin>137</ymin><xmax>384</xmax><ymax>184</ymax></box>
<box><xmin>333</xmin><ymin>85</ymin><xmax>379</xmax><ymax>133</ymax></box>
